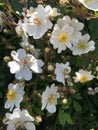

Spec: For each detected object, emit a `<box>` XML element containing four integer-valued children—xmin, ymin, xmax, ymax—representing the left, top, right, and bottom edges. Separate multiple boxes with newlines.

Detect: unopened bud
<box><xmin>3</xmin><ymin>56</ymin><xmax>11</xmax><ymax>62</ymax></box>
<box><xmin>62</xmin><ymin>98</ymin><xmax>67</xmax><ymax>104</ymax></box>
<box><xmin>47</xmin><ymin>64</ymin><xmax>54</xmax><ymax>71</ymax></box>
<box><xmin>69</xmin><ymin>88</ymin><xmax>76</xmax><ymax>94</ymax></box>
<box><xmin>95</xmin><ymin>66</ymin><xmax>98</xmax><ymax>72</ymax></box>
<box><xmin>35</xmin><ymin>116</ymin><xmax>42</xmax><ymax>123</ymax></box>
<box><xmin>44</xmin><ymin>47</ymin><xmax>50</xmax><ymax>53</ymax></box>
<box><xmin>3</xmin><ymin>117</ymin><xmax>9</xmax><ymax>124</ymax></box>
<box><xmin>59</xmin><ymin>0</ymin><xmax>69</xmax><ymax>5</ymax></box>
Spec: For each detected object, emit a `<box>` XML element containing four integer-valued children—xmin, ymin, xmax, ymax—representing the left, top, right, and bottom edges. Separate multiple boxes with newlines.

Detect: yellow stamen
<box><xmin>63</xmin><ymin>69</ymin><xmax>69</xmax><ymax>75</ymax></box>
<box><xmin>15</xmin><ymin>121</ymin><xmax>25</xmax><ymax>129</ymax></box>
<box><xmin>47</xmin><ymin>94</ymin><xmax>57</xmax><ymax>105</ymax></box>
<box><xmin>22</xmin><ymin>58</ymin><xmax>30</xmax><ymax>66</ymax></box>
<box><xmin>58</xmin><ymin>32</ymin><xmax>69</xmax><ymax>43</ymax></box>
<box><xmin>80</xmin><ymin>75</ymin><xmax>88</xmax><ymax>83</ymax></box>
<box><xmin>7</xmin><ymin>90</ymin><xmax>16</xmax><ymax>101</ymax></box>
<box><xmin>78</xmin><ymin>41</ymin><xmax>87</xmax><ymax>50</ymax></box>
<box><xmin>34</xmin><ymin>17</ymin><xmax>42</xmax><ymax>25</ymax></box>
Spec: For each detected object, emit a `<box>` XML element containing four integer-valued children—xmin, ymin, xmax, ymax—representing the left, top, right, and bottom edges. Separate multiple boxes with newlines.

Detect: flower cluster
<box><xmin>1</xmin><ymin>1</ymin><xmax>97</xmax><ymax>130</ymax></box>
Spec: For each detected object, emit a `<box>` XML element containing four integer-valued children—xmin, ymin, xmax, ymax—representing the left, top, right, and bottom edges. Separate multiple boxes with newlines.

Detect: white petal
<box><xmin>8</xmin><ymin>61</ymin><xmax>22</xmax><ymax>74</ymax></box>
<box><xmin>29</xmin><ymin>59</ymin><xmax>44</xmax><ymax>73</ymax></box>
<box><xmin>46</xmin><ymin>104</ymin><xmax>56</xmax><ymax>113</ymax></box>
<box><xmin>26</xmin><ymin>24</ymin><xmax>35</xmax><ymax>36</ymax></box>
<box><xmin>15</xmin><ymin>67</ymin><xmax>32</xmax><ymax>81</ymax></box>
<box><xmin>7</xmin><ymin>122</ymin><xmax>14</xmax><ymax>130</ymax></box>
<box><xmin>21</xmin><ymin>110</ymin><xmax>34</xmax><ymax>122</ymax></box>
<box><xmin>25</xmin><ymin>122</ymin><xmax>35</xmax><ymax>130</ymax></box>
<box><xmin>17</xmin><ymin>49</ymin><xmax>26</xmax><ymax>60</ymax></box>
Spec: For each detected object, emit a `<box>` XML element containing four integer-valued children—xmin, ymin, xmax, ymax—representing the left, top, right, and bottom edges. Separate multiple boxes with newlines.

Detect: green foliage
<box><xmin>0</xmin><ymin>0</ymin><xmax>98</xmax><ymax>130</ymax></box>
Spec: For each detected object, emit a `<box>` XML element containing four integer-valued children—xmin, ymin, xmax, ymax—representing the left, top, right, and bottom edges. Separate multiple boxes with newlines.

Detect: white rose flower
<box><xmin>8</xmin><ymin>48</ymin><xmax>44</xmax><ymax>81</ymax></box>
<box><xmin>5</xmin><ymin>83</ymin><xmax>25</xmax><ymax>111</ymax></box>
<box><xmin>57</xmin><ymin>15</ymin><xmax>84</xmax><ymax>43</ymax></box>
<box><xmin>78</xmin><ymin>0</ymin><xmax>98</xmax><ymax>11</ymax></box>
<box><xmin>69</xmin><ymin>34</ymin><xmax>95</xmax><ymax>55</ymax></box>
<box><xmin>26</xmin><ymin>5</ymin><xmax>52</xmax><ymax>39</ymax></box>
<box><xmin>50</xmin><ymin>24</ymin><xmax>74</xmax><ymax>53</ymax></box>
<box><xmin>5</xmin><ymin>108</ymin><xmax>36</xmax><ymax>130</ymax></box>
<box><xmin>55</xmin><ymin>62</ymin><xmax>71</xmax><ymax>85</ymax></box>
<box><xmin>45</xmin><ymin>5</ymin><xmax>61</xmax><ymax>17</ymax></box>
<box><xmin>57</xmin><ymin>15</ymin><xmax>84</xmax><ymax>31</ymax></box>
<box><xmin>73</xmin><ymin>69</ymin><xmax>94</xmax><ymax>83</ymax></box>
<box><xmin>41</xmin><ymin>84</ymin><xmax>60</xmax><ymax>113</ymax></box>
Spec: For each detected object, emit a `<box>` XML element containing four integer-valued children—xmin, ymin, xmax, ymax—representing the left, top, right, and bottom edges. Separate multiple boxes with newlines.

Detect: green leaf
<box><xmin>58</xmin><ymin>110</ymin><xmax>73</xmax><ymax>126</ymax></box>
<box><xmin>73</xmin><ymin>101</ymin><xmax>82</xmax><ymax>112</ymax></box>
<box><xmin>58</xmin><ymin>110</ymin><xmax>66</xmax><ymax>126</ymax></box>
<box><xmin>64</xmin><ymin>112</ymin><xmax>73</xmax><ymax>125</ymax></box>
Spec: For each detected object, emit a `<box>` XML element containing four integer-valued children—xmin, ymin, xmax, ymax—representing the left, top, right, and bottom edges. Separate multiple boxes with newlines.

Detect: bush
<box><xmin>0</xmin><ymin>0</ymin><xmax>98</xmax><ymax>130</ymax></box>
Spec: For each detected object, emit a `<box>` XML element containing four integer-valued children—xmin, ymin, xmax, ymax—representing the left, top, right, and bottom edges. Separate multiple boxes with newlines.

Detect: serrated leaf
<box><xmin>73</xmin><ymin>101</ymin><xmax>82</xmax><ymax>112</ymax></box>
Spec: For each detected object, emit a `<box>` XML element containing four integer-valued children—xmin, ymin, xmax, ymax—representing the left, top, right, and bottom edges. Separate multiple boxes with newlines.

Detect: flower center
<box><xmin>7</xmin><ymin>90</ymin><xmax>16</xmax><ymax>101</ymax></box>
<box><xmin>22</xmin><ymin>58</ymin><xmax>30</xmax><ymax>66</ymax></box>
<box><xmin>15</xmin><ymin>121</ymin><xmax>25</xmax><ymax>129</ymax></box>
<box><xmin>58</xmin><ymin>32</ymin><xmax>69</xmax><ymax>43</ymax></box>
<box><xmin>80</xmin><ymin>75</ymin><xmax>88</xmax><ymax>83</ymax></box>
<box><xmin>78</xmin><ymin>41</ymin><xmax>87</xmax><ymax>50</ymax></box>
<box><xmin>63</xmin><ymin>69</ymin><xmax>70</xmax><ymax>75</ymax></box>
<box><xmin>47</xmin><ymin>94</ymin><xmax>57</xmax><ymax>105</ymax></box>
<box><xmin>34</xmin><ymin>17</ymin><xmax>42</xmax><ymax>25</ymax></box>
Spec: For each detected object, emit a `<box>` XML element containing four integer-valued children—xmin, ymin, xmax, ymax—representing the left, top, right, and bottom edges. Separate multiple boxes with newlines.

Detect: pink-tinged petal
<box><xmin>8</xmin><ymin>61</ymin><xmax>22</xmax><ymax>74</ymax></box>
<box><xmin>25</xmin><ymin>122</ymin><xmax>35</xmax><ymax>130</ymax></box>
<box><xmin>15</xmin><ymin>67</ymin><xmax>32</xmax><ymax>81</ymax></box>
<box><xmin>29</xmin><ymin>60</ymin><xmax>44</xmax><ymax>73</ymax></box>
<box><xmin>46</xmin><ymin>104</ymin><xmax>56</xmax><ymax>113</ymax></box>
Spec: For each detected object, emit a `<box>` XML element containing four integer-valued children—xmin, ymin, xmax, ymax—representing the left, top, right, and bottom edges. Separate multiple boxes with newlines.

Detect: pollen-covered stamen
<box><xmin>80</xmin><ymin>75</ymin><xmax>88</xmax><ymax>83</ymax></box>
<box><xmin>15</xmin><ymin>121</ymin><xmax>25</xmax><ymax>129</ymax></box>
<box><xmin>78</xmin><ymin>41</ymin><xmax>87</xmax><ymax>50</ymax></box>
<box><xmin>63</xmin><ymin>69</ymin><xmax>70</xmax><ymax>75</ymax></box>
<box><xmin>47</xmin><ymin>94</ymin><xmax>57</xmax><ymax>105</ymax></box>
<box><xmin>7</xmin><ymin>90</ymin><xmax>16</xmax><ymax>101</ymax></box>
<box><xmin>34</xmin><ymin>17</ymin><xmax>42</xmax><ymax>25</ymax></box>
<box><xmin>58</xmin><ymin>32</ymin><xmax>69</xmax><ymax>43</ymax></box>
<box><xmin>22</xmin><ymin>58</ymin><xmax>30</xmax><ymax>66</ymax></box>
